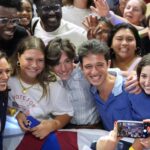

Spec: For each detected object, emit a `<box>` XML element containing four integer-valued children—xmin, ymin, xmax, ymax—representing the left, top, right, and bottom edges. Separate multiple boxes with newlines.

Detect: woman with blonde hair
<box><xmin>8</xmin><ymin>36</ymin><xmax>73</xmax><ymax>148</ymax></box>
<box><xmin>91</xmin><ymin>0</ymin><xmax>147</xmax><ymax>30</ymax></box>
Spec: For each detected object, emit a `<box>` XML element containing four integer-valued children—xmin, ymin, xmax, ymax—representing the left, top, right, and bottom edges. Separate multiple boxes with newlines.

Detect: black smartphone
<box><xmin>117</xmin><ymin>120</ymin><xmax>150</xmax><ymax>138</ymax></box>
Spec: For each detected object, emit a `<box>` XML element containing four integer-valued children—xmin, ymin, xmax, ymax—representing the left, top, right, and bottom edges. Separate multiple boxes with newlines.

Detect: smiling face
<box><xmin>0</xmin><ymin>57</ymin><xmax>11</xmax><ymax>91</ymax></box>
<box><xmin>139</xmin><ymin>65</ymin><xmax>150</xmax><ymax>95</ymax></box>
<box><xmin>36</xmin><ymin>0</ymin><xmax>62</xmax><ymax>32</ymax></box>
<box><xmin>123</xmin><ymin>0</ymin><xmax>145</xmax><ymax>25</ymax></box>
<box><xmin>17</xmin><ymin>0</ymin><xmax>32</xmax><ymax>28</ymax></box>
<box><xmin>81</xmin><ymin>53</ymin><xmax>110</xmax><ymax>88</ymax></box>
<box><xmin>52</xmin><ymin>51</ymin><xmax>74</xmax><ymax>80</ymax></box>
<box><xmin>0</xmin><ymin>6</ymin><xmax>18</xmax><ymax>40</ymax></box>
<box><xmin>111</xmin><ymin>28</ymin><xmax>136</xmax><ymax>60</ymax></box>
<box><xmin>18</xmin><ymin>49</ymin><xmax>45</xmax><ymax>83</ymax></box>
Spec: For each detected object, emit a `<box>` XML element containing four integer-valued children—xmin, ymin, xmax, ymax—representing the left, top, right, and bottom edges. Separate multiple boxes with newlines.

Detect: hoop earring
<box><xmin>17</xmin><ymin>61</ymin><xmax>20</xmax><ymax>67</ymax></box>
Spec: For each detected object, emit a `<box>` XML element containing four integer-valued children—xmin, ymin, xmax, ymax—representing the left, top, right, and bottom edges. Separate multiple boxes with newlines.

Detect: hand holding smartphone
<box><xmin>117</xmin><ymin>120</ymin><xmax>150</xmax><ymax>138</ymax></box>
<box><xmin>25</xmin><ymin>116</ymin><xmax>40</xmax><ymax>128</ymax></box>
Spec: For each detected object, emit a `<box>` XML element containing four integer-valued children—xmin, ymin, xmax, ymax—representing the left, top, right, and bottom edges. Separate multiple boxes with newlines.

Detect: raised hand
<box><xmin>82</xmin><ymin>15</ymin><xmax>99</xmax><ymax>30</ymax></box>
<box><xmin>90</xmin><ymin>0</ymin><xmax>110</xmax><ymax>17</ymax></box>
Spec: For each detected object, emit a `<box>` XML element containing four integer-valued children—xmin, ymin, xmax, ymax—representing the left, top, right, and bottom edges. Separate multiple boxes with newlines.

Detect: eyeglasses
<box><xmin>0</xmin><ymin>18</ymin><xmax>20</xmax><ymax>25</ymax></box>
<box><xmin>39</xmin><ymin>5</ymin><xmax>61</xmax><ymax>13</ymax></box>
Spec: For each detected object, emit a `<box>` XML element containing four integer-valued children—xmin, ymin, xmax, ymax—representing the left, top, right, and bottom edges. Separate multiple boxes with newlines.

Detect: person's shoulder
<box><xmin>8</xmin><ymin>76</ymin><xmax>18</xmax><ymax>86</ymax></box>
<box><xmin>49</xmin><ymin>80</ymin><xmax>64</xmax><ymax>89</ymax></box>
<box><xmin>8</xmin><ymin>76</ymin><xmax>18</xmax><ymax>82</ymax></box>
<box><xmin>62</xmin><ymin>5</ymin><xmax>73</xmax><ymax>11</ymax></box>
<box><xmin>14</xmin><ymin>25</ymin><xmax>28</xmax><ymax>37</ymax></box>
<box><xmin>61</xmin><ymin>19</ymin><xmax>86</xmax><ymax>31</ymax></box>
<box><xmin>128</xmin><ymin>91</ymin><xmax>148</xmax><ymax>100</ymax></box>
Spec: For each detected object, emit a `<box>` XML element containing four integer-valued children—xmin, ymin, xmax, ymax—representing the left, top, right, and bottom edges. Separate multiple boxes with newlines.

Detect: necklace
<box><xmin>19</xmin><ymin>78</ymin><xmax>34</xmax><ymax>94</ymax></box>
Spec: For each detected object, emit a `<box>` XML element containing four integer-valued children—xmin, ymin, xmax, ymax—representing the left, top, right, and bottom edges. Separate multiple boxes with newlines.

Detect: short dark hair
<box><xmin>35</xmin><ymin>0</ymin><xmax>62</xmax><ymax>7</ymax></box>
<box><xmin>136</xmin><ymin>53</ymin><xmax>150</xmax><ymax>80</ymax></box>
<box><xmin>0</xmin><ymin>0</ymin><xmax>22</xmax><ymax>11</ymax></box>
<box><xmin>21</xmin><ymin>0</ymin><xmax>33</xmax><ymax>7</ymax></box>
<box><xmin>45</xmin><ymin>37</ymin><xmax>76</xmax><ymax>67</ymax></box>
<box><xmin>78</xmin><ymin>39</ymin><xmax>110</xmax><ymax>64</ymax></box>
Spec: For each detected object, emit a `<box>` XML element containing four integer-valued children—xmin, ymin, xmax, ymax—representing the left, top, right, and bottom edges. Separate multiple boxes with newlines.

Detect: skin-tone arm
<box><xmin>91</xmin><ymin>0</ymin><xmax>144</xmax><ymax>31</ymax></box>
<box><xmin>31</xmin><ymin>114</ymin><xmax>72</xmax><ymax>139</ymax></box>
<box><xmin>140</xmin><ymin>137</ymin><xmax>150</xmax><ymax>149</ymax></box>
<box><xmin>96</xmin><ymin>126</ymin><xmax>121</xmax><ymax>150</ymax></box>
<box><xmin>132</xmin><ymin>139</ymin><xmax>144</xmax><ymax>150</ymax></box>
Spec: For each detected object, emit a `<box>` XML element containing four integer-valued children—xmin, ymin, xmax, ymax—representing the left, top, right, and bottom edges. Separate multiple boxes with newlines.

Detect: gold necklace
<box><xmin>19</xmin><ymin>78</ymin><xmax>34</xmax><ymax>94</ymax></box>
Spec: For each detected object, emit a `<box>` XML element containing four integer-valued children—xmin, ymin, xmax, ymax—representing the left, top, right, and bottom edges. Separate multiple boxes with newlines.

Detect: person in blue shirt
<box><xmin>0</xmin><ymin>51</ymin><xmax>11</xmax><ymax>149</ymax></box>
<box><xmin>78</xmin><ymin>39</ymin><xmax>133</xmax><ymax>131</ymax></box>
<box><xmin>90</xmin><ymin>53</ymin><xmax>150</xmax><ymax>150</ymax></box>
<box><xmin>128</xmin><ymin>54</ymin><xmax>150</xmax><ymax>121</ymax></box>
<box><xmin>45</xmin><ymin>37</ymin><xmax>100</xmax><ymax>128</ymax></box>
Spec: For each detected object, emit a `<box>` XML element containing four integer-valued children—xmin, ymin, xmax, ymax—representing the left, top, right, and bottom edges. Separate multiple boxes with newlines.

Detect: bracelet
<box><xmin>129</xmin><ymin>146</ymin><xmax>135</xmax><ymax>150</ymax></box>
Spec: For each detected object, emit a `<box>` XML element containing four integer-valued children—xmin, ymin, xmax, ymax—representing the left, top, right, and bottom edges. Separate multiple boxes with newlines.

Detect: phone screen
<box><xmin>117</xmin><ymin>121</ymin><xmax>148</xmax><ymax>138</ymax></box>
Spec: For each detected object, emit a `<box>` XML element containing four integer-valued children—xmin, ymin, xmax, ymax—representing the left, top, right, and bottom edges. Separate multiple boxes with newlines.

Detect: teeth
<box><xmin>48</xmin><ymin>17</ymin><xmax>57</xmax><ymax>21</ymax></box>
<box><xmin>91</xmin><ymin>76</ymin><xmax>100</xmax><ymax>81</ymax></box>
<box><xmin>21</xmin><ymin>18</ymin><xmax>28</xmax><ymax>21</ymax></box>
<box><xmin>4</xmin><ymin>31</ymin><xmax>14</xmax><ymax>36</ymax></box>
<box><xmin>29</xmin><ymin>70</ymin><xmax>36</xmax><ymax>72</ymax></box>
<box><xmin>120</xmin><ymin>50</ymin><xmax>127</xmax><ymax>52</ymax></box>
<box><xmin>0</xmin><ymin>83</ymin><xmax>7</xmax><ymax>85</ymax></box>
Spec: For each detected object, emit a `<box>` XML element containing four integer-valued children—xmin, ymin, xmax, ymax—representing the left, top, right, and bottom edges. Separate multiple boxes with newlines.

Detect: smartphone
<box><xmin>25</xmin><ymin>116</ymin><xmax>40</xmax><ymax>128</ymax></box>
<box><xmin>117</xmin><ymin>120</ymin><xmax>150</xmax><ymax>138</ymax></box>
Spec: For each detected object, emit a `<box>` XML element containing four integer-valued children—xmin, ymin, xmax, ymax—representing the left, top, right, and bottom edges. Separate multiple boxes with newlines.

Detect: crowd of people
<box><xmin>0</xmin><ymin>0</ymin><xmax>149</xmax><ymax>150</ymax></box>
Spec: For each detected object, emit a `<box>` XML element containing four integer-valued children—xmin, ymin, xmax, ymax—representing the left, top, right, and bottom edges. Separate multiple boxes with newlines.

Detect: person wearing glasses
<box><xmin>32</xmin><ymin>0</ymin><xmax>87</xmax><ymax>48</ymax></box>
<box><xmin>0</xmin><ymin>0</ymin><xmax>28</xmax><ymax>57</ymax></box>
<box><xmin>0</xmin><ymin>51</ymin><xmax>11</xmax><ymax>150</ymax></box>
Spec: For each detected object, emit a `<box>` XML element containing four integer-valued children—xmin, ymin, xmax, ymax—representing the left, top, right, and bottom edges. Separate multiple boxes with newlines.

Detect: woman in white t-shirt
<box><xmin>62</xmin><ymin>0</ymin><xmax>94</xmax><ymax>28</ymax></box>
<box><xmin>8</xmin><ymin>36</ymin><xmax>73</xmax><ymax>141</ymax></box>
